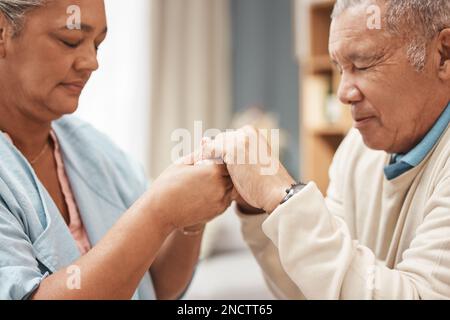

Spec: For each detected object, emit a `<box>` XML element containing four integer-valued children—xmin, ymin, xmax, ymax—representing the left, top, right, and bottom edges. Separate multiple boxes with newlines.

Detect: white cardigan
<box><xmin>239</xmin><ymin>126</ymin><xmax>450</xmax><ymax>299</ymax></box>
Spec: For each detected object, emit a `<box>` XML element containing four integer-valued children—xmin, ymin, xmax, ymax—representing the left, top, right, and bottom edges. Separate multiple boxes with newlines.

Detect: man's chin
<box><xmin>359</xmin><ymin>132</ymin><xmax>390</xmax><ymax>151</ymax></box>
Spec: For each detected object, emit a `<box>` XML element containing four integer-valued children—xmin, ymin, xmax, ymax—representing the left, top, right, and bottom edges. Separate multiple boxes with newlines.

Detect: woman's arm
<box><xmin>30</xmin><ymin>163</ymin><xmax>232</xmax><ymax>300</ymax></box>
<box><xmin>150</xmin><ymin>228</ymin><xmax>204</xmax><ymax>300</ymax></box>
<box><xmin>32</xmin><ymin>195</ymin><xmax>172</xmax><ymax>300</ymax></box>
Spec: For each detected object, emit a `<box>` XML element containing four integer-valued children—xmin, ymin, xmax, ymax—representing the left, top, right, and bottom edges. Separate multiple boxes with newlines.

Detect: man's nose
<box><xmin>337</xmin><ymin>74</ymin><xmax>363</xmax><ymax>105</ymax></box>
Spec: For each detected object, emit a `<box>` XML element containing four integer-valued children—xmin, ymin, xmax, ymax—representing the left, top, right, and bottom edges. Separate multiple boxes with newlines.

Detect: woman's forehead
<box><xmin>28</xmin><ymin>0</ymin><xmax>106</xmax><ymax>25</ymax></box>
<box><xmin>23</xmin><ymin>0</ymin><xmax>107</xmax><ymax>33</ymax></box>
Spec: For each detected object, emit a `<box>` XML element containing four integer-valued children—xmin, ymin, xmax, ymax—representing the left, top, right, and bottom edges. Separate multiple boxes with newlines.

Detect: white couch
<box><xmin>183</xmin><ymin>207</ymin><xmax>275</xmax><ymax>300</ymax></box>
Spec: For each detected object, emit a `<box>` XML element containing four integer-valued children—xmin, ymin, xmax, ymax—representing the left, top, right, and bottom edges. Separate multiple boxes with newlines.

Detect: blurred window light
<box><xmin>76</xmin><ymin>0</ymin><xmax>152</xmax><ymax>175</ymax></box>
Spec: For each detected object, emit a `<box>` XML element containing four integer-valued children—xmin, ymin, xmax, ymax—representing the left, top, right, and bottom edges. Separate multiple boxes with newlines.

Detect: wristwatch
<box><xmin>280</xmin><ymin>182</ymin><xmax>307</xmax><ymax>205</ymax></box>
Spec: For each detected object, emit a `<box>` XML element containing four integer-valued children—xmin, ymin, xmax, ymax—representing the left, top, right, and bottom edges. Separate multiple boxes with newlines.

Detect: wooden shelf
<box><xmin>303</xmin><ymin>55</ymin><xmax>333</xmax><ymax>74</ymax></box>
<box><xmin>309</xmin><ymin>2</ymin><xmax>333</xmax><ymax>57</ymax></box>
<box><xmin>309</xmin><ymin>0</ymin><xmax>336</xmax><ymax>8</ymax></box>
<box><xmin>298</xmin><ymin>0</ymin><xmax>351</xmax><ymax>194</ymax></box>
<box><xmin>308</xmin><ymin>124</ymin><xmax>350</xmax><ymax>136</ymax></box>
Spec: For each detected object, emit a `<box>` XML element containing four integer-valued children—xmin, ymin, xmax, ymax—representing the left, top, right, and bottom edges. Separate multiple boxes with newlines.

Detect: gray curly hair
<box><xmin>0</xmin><ymin>0</ymin><xmax>46</xmax><ymax>35</ymax></box>
<box><xmin>332</xmin><ymin>0</ymin><xmax>450</xmax><ymax>71</ymax></box>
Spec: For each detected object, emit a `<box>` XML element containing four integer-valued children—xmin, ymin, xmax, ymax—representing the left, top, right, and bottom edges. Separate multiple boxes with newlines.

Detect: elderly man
<box><xmin>197</xmin><ymin>0</ymin><xmax>450</xmax><ymax>299</ymax></box>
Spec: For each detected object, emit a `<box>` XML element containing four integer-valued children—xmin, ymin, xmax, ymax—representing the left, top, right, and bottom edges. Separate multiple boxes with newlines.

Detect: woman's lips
<box><xmin>60</xmin><ymin>82</ymin><xmax>85</xmax><ymax>95</ymax></box>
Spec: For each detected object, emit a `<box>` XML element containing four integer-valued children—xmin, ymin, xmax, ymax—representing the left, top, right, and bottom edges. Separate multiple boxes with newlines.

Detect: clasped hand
<box><xmin>186</xmin><ymin>126</ymin><xmax>295</xmax><ymax>215</ymax></box>
<box><xmin>150</xmin><ymin>126</ymin><xmax>295</xmax><ymax>234</ymax></box>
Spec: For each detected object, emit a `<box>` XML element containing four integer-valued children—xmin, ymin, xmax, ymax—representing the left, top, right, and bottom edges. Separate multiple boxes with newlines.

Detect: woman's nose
<box><xmin>74</xmin><ymin>44</ymin><xmax>99</xmax><ymax>72</ymax></box>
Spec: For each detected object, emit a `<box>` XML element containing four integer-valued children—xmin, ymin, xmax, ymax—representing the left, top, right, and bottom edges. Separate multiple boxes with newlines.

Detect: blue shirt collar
<box><xmin>384</xmin><ymin>102</ymin><xmax>450</xmax><ymax>180</ymax></box>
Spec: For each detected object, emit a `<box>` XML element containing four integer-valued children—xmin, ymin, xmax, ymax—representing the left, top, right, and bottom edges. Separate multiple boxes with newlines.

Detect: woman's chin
<box><xmin>59</xmin><ymin>101</ymin><xmax>79</xmax><ymax>115</ymax></box>
<box><xmin>47</xmin><ymin>87</ymin><xmax>83</xmax><ymax>115</ymax></box>
<box><xmin>47</xmin><ymin>97</ymin><xmax>80</xmax><ymax>117</ymax></box>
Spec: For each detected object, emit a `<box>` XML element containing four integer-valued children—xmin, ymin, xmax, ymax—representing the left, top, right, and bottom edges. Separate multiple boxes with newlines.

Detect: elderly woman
<box><xmin>0</xmin><ymin>0</ymin><xmax>233</xmax><ymax>300</ymax></box>
<box><xmin>196</xmin><ymin>0</ymin><xmax>450</xmax><ymax>299</ymax></box>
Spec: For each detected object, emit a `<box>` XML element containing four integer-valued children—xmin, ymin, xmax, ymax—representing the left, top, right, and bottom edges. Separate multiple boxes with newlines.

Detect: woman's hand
<box><xmin>148</xmin><ymin>162</ymin><xmax>234</xmax><ymax>231</ymax></box>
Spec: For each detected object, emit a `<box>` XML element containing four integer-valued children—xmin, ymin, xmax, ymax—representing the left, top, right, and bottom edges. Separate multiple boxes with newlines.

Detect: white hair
<box><xmin>332</xmin><ymin>0</ymin><xmax>450</xmax><ymax>71</ymax></box>
<box><xmin>0</xmin><ymin>0</ymin><xmax>46</xmax><ymax>35</ymax></box>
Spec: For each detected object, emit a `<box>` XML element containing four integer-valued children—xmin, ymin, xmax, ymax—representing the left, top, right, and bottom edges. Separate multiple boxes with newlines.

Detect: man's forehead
<box><xmin>330</xmin><ymin>8</ymin><xmax>380</xmax><ymax>42</ymax></box>
<box><xmin>329</xmin><ymin>6</ymin><xmax>391</xmax><ymax>60</ymax></box>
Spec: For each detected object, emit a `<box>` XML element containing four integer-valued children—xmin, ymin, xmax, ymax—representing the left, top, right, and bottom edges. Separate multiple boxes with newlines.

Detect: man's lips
<box><xmin>354</xmin><ymin>115</ymin><xmax>377</xmax><ymax>128</ymax></box>
<box><xmin>354</xmin><ymin>115</ymin><xmax>375</xmax><ymax>121</ymax></box>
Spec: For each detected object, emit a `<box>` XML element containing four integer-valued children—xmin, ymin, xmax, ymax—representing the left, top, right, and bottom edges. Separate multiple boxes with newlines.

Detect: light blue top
<box><xmin>0</xmin><ymin>116</ymin><xmax>155</xmax><ymax>300</ymax></box>
<box><xmin>384</xmin><ymin>102</ymin><xmax>450</xmax><ymax>180</ymax></box>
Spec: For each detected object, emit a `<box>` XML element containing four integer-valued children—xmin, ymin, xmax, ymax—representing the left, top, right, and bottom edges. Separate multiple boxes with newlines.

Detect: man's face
<box><xmin>329</xmin><ymin>4</ymin><xmax>444</xmax><ymax>153</ymax></box>
<box><xmin>1</xmin><ymin>0</ymin><xmax>107</xmax><ymax>121</ymax></box>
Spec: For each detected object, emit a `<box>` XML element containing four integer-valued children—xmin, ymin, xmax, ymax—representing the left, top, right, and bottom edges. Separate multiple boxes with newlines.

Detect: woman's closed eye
<box><xmin>60</xmin><ymin>39</ymin><xmax>101</xmax><ymax>52</ymax></box>
<box><xmin>60</xmin><ymin>39</ymin><xmax>82</xmax><ymax>48</ymax></box>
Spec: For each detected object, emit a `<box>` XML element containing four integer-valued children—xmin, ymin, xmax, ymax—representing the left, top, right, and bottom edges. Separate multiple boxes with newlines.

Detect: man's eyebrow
<box><xmin>347</xmin><ymin>52</ymin><xmax>383</xmax><ymax>63</ymax></box>
<box><xmin>59</xmin><ymin>24</ymin><xmax>108</xmax><ymax>34</ymax></box>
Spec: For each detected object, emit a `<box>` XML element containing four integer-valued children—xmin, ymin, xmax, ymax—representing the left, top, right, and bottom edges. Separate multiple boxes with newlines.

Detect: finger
<box><xmin>230</xmin><ymin>187</ymin><xmax>240</xmax><ymax>201</ymax></box>
<box><xmin>175</xmin><ymin>153</ymin><xmax>195</xmax><ymax>165</ymax></box>
<box><xmin>195</xmin><ymin>159</ymin><xmax>216</xmax><ymax>166</ymax></box>
<box><xmin>217</xmin><ymin>163</ymin><xmax>230</xmax><ymax>177</ymax></box>
<box><xmin>222</xmin><ymin>188</ymin><xmax>235</xmax><ymax>208</ymax></box>
<box><xmin>190</xmin><ymin>161</ymin><xmax>230</xmax><ymax>180</ymax></box>
<box><xmin>189</xmin><ymin>137</ymin><xmax>220</xmax><ymax>164</ymax></box>
<box><xmin>196</xmin><ymin>137</ymin><xmax>213</xmax><ymax>163</ymax></box>
<box><xmin>225</xmin><ymin>177</ymin><xmax>234</xmax><ymax>190</ymax></box>
<box><xmin>202</xmin><ymin>136</ymin><xmax>212</xmax><ymax>146</ymax></box>
<box><xmin>194</xmin><ymin>158</ymin><xmax>229</xmax><ymax>177</ymax></box>
<box><xmin>201</xmin><ymin>133</ymin><xmax>232</xmax><ymax>164</ymax></box>
<box><xmin>178</xmin><ymin>145</ymin><xmax>209</xmax><ymax>166</ymax></box>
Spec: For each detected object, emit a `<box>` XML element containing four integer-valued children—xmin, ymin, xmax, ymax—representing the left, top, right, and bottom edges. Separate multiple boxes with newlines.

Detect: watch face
<box><xmin>281</xmin><ymin>183</ymin><xmax>307</xmax><ymax>205</ymax></box>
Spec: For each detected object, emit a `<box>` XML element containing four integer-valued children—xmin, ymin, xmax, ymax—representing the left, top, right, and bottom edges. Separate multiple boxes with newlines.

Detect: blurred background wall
<box><xmin>149</xmin><ymin>0</ymin><xmax>232</xmax><ymax>177</ymax></box>
<box><xmin>231</xmin><ymin>0</ymin><xmax>299</xmax><ymax>179</ymax></box>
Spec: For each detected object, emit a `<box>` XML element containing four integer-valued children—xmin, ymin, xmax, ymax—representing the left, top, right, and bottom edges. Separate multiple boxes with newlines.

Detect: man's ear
<box><xmin>437</xmin><ymin>28</ymin><xmax>450</xmax><ymax>81</ymax></box>
<box><xmin>0</xmin><ymin>13</ymin><xmax>10</xmax><ymax>58</ymax></box>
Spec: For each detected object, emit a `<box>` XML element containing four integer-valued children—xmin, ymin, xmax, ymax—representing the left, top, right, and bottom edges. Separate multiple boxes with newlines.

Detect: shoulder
<box><xmin>424</xmin><ymin>126</ymin><xmax>450</xmax><ymax>189</ymax></box>
<box><xmin>52</xmin><ymin>116</ymin><xmax>149</xmax><ymax>205</ymax></box>
<box><xmin>53</xmin><ymin>116</ymin><xmax>126</xmax><ymax>160</ymax></box>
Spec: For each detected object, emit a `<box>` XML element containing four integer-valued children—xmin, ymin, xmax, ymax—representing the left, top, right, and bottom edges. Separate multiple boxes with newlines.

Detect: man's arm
<box><xmin>232</xmin><ymin>130</ymin><xmax>351</xmax><ymax>300</ymax></box>
<box><xmin>236</xmin><ymin>205</ymin><xmax>306</xmax><ymax>300</ymax></box>
<box><xmin>261</xmin><ymin>175</ymin><xmax>450</xmax><ymax>299</ymax></box>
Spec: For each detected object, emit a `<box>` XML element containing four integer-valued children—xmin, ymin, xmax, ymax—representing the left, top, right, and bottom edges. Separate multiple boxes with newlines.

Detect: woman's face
<box><xmin>0</xmin><ymin>0</ymin><xmax>107</xmax><ymax>121</ymax></box>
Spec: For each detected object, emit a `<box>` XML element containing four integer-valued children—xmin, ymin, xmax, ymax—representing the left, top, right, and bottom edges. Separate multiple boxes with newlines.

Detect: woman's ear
<box><xmin>437</xmin><ymin>28</ymin><xmax>450</xmax><ymax>81</ymax></box>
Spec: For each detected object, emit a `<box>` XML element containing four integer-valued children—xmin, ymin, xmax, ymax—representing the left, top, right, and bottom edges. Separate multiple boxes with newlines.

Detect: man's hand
<box><xmin>194</xmin><ymin>126</ymin><xmax>295</xmax><ymax>214</ymax></box>
<box><xmin>235</xmin><ymin>193</ymin><xmax>266</xmax><ymax>215</ymax></box>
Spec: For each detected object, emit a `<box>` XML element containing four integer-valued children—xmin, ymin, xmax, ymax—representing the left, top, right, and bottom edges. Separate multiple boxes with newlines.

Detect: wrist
<box><xmin>263</xmin><ymin>177</ymin><xmax>296</xmax><ymax>214</ymax></box>
<box><xmin>145</xmin><ymin>190</ymin><xmax>177</xmax><ymax>235</ymax></box>
<box><xmin>264</xmin><ymin>188</ymin><xmax>287</xmax><ymax>214</ymax></box>
<box><xmin>236</xmin><ymin>201</ymin><xmax>266</xmax><ymax>215</ymax></box>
